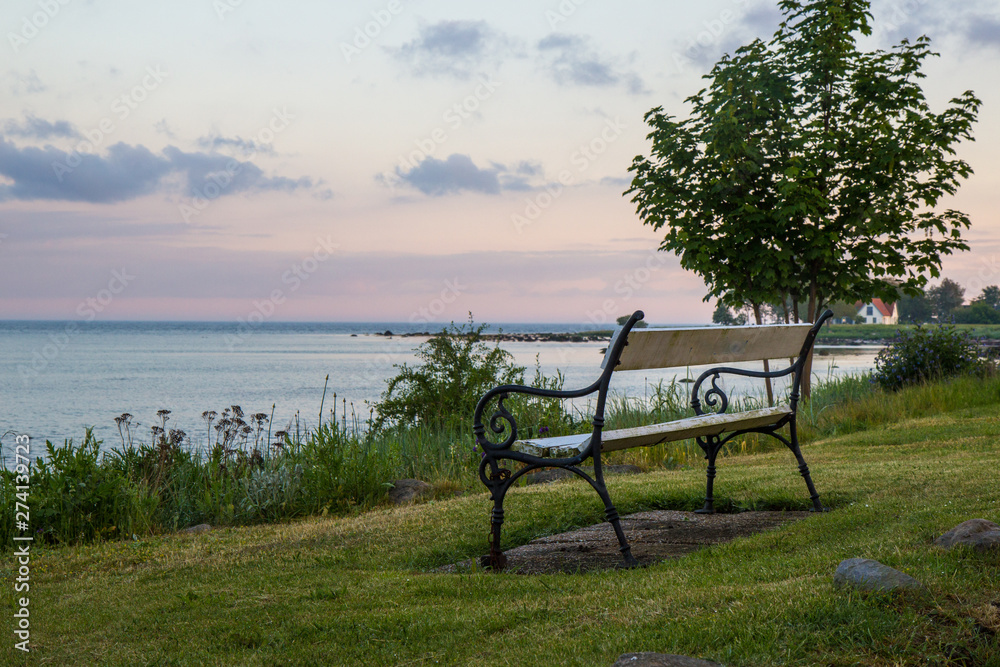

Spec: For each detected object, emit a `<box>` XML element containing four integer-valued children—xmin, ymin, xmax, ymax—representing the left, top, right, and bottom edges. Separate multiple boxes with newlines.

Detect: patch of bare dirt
<box><xmin>440</xmin><ymin>510</ymin><xmax>812</xmax><ymax>575</ymax></box>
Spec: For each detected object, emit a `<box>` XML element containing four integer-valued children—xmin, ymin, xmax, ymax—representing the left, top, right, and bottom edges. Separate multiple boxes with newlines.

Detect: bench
<box><xmin>473</xmin><ymin>308</ymin><xmax>834</xmax><ymax>570</ymax></box>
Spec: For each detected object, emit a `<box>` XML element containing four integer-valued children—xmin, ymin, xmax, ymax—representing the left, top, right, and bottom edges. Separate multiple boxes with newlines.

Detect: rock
<box><xmin>935</xmin><ymin>519</ymin><xmax>1000</xmax><ymax>552</ymax></box>
<box><xmin>523</xmin><ymin>464</ymin><xmax>644</xmax><ymax>485</ymax></box>
<box><xmin>389</xmin><ymin>479</ymin><xmax>433</xmax><ymax>505</ymax></box>
<box><xmin>833</xmin><ymin>558</ymin><xmax>923</xmax><ymax>592</ymax></box>
<box><xmin>612</xmin><ymin>653</ymin><xmax>722</xmax><ymax>667</ymax></box>
<box><xmin>181</xmin><ymin>524</ymin><xmax>212</xmax><ymax>535</ymax></box>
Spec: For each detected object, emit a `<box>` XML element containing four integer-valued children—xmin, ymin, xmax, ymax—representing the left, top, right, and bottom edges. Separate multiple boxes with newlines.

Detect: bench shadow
<box><xmin>438</xmin><ymin>509</ymin><xmax>816</xmax><ymax>575</ymax></box>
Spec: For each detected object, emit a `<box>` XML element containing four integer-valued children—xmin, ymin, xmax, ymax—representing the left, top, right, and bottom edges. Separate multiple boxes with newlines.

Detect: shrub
<box><xmin>373</xmin><ymin>316</ymin><xmax>524</xmax><ymax>430</ymax></box>
<box><xmin>31</xmin><ymin>430</ymin><xmax>130</xmax><ymax>544</ymax></box>
<box><xmin>872</xmin><ymin>325</ymin><xmax>987</xmax><ymax>391</ymax></box>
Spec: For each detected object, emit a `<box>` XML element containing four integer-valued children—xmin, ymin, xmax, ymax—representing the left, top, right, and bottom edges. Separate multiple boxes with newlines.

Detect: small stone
<box><xmin>388</xmin><ymin>479</ymin><xmax>433</xmax><ymax>505</ymax></box>
<box><xmin>833</xmin><ymin>558</ymin><xmax>923</xmax><ymax>592</ymax></box>
<box><xmin>935</xmin><ymin>519</ymin><xmax>1000</xmax><ymax>552</ymax></box>
<box><xmin>612</xmin><ymin>653</ymin><xmax>722</xmax><ymax>667</ymax></box>
<box><xmin>181</xmin><ymin>524</ymin><xmax>212</xmax><ymax>535</ymax></box>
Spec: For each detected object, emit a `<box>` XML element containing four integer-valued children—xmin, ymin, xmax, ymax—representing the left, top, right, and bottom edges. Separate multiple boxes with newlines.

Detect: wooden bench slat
<box><xmin>512</xmin><ymin>405</ymin><xmax>791</xmax><ymax>459</ymax></box>
<box><xmin>606</xmin><ymin>325</ymin><xmax>813</xmax><ymax>370</ymax></box>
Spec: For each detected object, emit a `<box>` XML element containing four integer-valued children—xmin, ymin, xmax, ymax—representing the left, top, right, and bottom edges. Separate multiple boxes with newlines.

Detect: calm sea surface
<box><xmin>0</xmin><ymin>321</ymin><xmax>880</xmax><ymax>458</ymax></box>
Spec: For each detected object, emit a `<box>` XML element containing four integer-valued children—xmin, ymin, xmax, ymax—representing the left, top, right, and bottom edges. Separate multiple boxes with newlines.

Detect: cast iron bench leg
<box><xmin>480</xmin><ymin>466</ymin><xmax>512</xmax><ymax>570</ymax></box>
<box><xmin>592</xmin><ymin>455</ymin><xmax>640</xmax><ymax>568</ymax></box>
<box><xmin>695</xmin><ymin>435</ymin><xmax>721</xmax><ymax>514</ymax></box>
<box><xmin>786</xmin><ymin>420</ymin><xmax>826</xmax><ymax>512</ymax></box>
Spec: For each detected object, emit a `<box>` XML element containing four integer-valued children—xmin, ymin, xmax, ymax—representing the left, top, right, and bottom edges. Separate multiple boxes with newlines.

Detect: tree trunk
<box><xmin>752</xmin><ymin>303</ymin><xmax>774</xmax><ymax>407</ymax></box>
<box><xmin>801</xmin><ymin>285</ymin><xmax>820</xmax><ymax>400</ymax></box>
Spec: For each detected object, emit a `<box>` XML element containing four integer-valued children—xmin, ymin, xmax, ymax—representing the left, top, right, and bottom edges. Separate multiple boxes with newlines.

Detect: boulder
<box><xmin>833</xmin><ymin>558</ymin><xmax>923</xmax><ymax>592</ymax></box>
<box><xmin>389</xmin><ymin>479</ymin><xmax>433</xmax><ymax>505</ymax></box>
<box><xmin>612</xmin><ymin>653</ymin><xmax>722</xmax><ymax>667</ymax></box>
<box><xmin>935</xmin><ymin>519</ymin><xmax>1000</xmax><ymax>552</ymax></box>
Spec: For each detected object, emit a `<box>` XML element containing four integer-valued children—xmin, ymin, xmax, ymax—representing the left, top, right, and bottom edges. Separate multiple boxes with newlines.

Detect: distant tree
<box><xmin>829</xmin><ymin>301</ymin><xmax>860</xmax><ymax>323</ymax></box>
<box><xmin>927</xmin><ymin>278</ymin><xmax>965</xmax><ymax>320</ymax></box>
<box><xmin>897</xmin><ymin>291</ymin><xmax>933</xmax><ymax>324</ymax></box>
<box><xmin>711</xmin><ymin>302</ymin><xmax>747</xmax><ymax>326</ymax></box>
<box><xmin>972</xmin><ymin>285</ymin><xmax>1000</xmax><ymax>309</ymax></box>
<box><xmin>616</xmin><ymin>315</ymin><xmax>648</xmax><ymax>328</ymax></box>
<box><xmin>953</xmin><ymin>302</ymin><xmax>1000</xmax><ymax>324</ymax></box>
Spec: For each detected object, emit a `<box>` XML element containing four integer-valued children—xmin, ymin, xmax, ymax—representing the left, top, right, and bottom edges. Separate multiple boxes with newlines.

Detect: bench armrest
<box><xmin>691</xmin><ymin>309</ymin><xmax>833</xmax><ymax>416</ymax></box>
<box><xmin>473</xmin><ymin>380</ymin><xmax>602</xmax><ymax>452</ymax></box>
<box><xmin>691</xmin><ymin>365</ymin><xmax>795</xmax><ymax>416</ymax></box>
<box><xmin>474</xmin><ymin>310</ymin><xmax>647</xmax><ymax>452</ymax></box>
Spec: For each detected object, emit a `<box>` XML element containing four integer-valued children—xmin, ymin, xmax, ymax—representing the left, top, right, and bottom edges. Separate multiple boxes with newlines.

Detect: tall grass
<box><xmin>6</xmin><ymin>367</ymin><xmax>999</xmax><ymax>549</ymax></box>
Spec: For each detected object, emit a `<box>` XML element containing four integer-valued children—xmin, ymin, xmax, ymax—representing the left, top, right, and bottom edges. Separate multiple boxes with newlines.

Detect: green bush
<box><xmin>373</xmin><ymin>317</ymin><xmax>525</xmax><ymax>430</ymax></box>
<box><xmin>872</xmin><ymin>325</ymin><xmax>987</xmax><ymax>391</ymax></box>
<box><xmin>31</xmin><ymin>431</ymin><xmax>130</xmax><ymax>544</ymax></box>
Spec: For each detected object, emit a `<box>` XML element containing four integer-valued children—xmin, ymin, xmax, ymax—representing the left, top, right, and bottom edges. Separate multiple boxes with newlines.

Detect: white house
<box><xmin>854</xmin><ymin>299</ymin><xmax>898</xmax><ymax>325</ymax></box>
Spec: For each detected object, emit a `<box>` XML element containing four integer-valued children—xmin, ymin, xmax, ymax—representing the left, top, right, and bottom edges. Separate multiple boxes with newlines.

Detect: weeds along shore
<box><xmin>1</xmin><ymin>320</ymin><xmax>993</xmax><ymax>548</ymax></box>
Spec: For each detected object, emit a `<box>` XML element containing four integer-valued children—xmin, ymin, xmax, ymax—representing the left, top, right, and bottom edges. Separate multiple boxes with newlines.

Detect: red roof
<box><xmin>854</xmin><ymin>299</ymin><xmax>895</xmax><ymax>317</ymax></box>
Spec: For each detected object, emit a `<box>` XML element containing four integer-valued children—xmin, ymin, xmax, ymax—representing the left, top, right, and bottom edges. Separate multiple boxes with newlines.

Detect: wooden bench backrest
<box><xmin>602</xmin><ymin>324</ymin><xmax>814</xmax><ymax>371</ymax></box>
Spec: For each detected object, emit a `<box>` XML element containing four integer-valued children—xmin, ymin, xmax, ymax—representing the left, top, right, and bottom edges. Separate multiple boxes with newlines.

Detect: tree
<box><xmin>828</xmin><ymin>301</ymin><xmax>860</xmax><ymax>323</ymax></box>
<box><xmin>897</xmin><ymin>290</ymin><xmax>933</xmax><ymax>324</ymax></box>
<box><xmin>627</xmin><ymin>0</ymin><xmax>980</xmax><ymax>329</ymax></box>
<box><xmin>972</xmin><ymin>285</ymin><xmax>1000</xmax><ymax>309</ymax></box>
<box><xmin>953</xmin><ymin>302</ymin><xmax>1000</xmax><ymax>324</ymax></box>
<box><xmin>712</xmin><ymin>301</ymin><xmax>747</xmax><ymax>325</ymax></box>
<box><xmin>616</xmin><ymin>315</ymin><xmax>648</xmax><ymax>328</ymax></box>
<box><xmin>927</xmin><ymin>278</ymin><xmax>965</xmax><ymax>320</ymax></box>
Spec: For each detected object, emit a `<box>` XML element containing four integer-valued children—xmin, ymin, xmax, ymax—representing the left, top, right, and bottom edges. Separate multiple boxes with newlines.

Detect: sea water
<box><xmin>0</xmin><ymin>321</ymin><xmax>879</xmax><ymax>458</ymax></box>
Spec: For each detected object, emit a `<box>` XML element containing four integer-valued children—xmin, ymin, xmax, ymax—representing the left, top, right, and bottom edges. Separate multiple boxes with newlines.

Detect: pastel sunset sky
<box><xmin>1</xmin><ymin>0</ymin><xmax>997</xmax><ymax>325</ymax></box>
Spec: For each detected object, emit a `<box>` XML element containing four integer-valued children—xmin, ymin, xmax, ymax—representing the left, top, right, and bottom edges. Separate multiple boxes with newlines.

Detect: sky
<box><xmin>0</xmin><ymin>0</ymin><xmax>998</xmax><ymax>326</ymax></box>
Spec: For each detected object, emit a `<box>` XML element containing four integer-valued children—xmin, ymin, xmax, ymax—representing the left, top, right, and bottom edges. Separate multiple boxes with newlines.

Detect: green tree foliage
<box><xmin>711</xmin><ymin>301</ymin><xmax>747</xmax><ymax>325</ymax></box>
<box><xmin>829</xmin><ymin>301</ymin><xmax>860</xmax><ymax>322</ymax></box>
<box><xmin>616</xmin><ymin>315</ymin><xmax>648</xmax><ymax>328</ymax></box>
<box><xmin>627</xmin><ymin>0</ymin><xmax>980</xmax><ymax>327</ymax></box>
<box><xmin>373</xmin><ymin>317</ymin><xmax>525</xmax><ymax>431</ymax></box>
<box><xmin>897</xmin><ymin>290</ymin><xmax>932</xmax><ymax>324</ymax></box>
<box><xmin>972</xmin><ymin>285</ymin><xmax>1000</xmax><ymax>309</ymax></box>
<box><xmin>953</xmin><ymin>303</ymin><xmax>1000</xmax><ymax>324</ymax></box>
<box><xmin>927</xmin><ymin>278</ymin><xmax>965</xmax><ymax>321</ymax></box>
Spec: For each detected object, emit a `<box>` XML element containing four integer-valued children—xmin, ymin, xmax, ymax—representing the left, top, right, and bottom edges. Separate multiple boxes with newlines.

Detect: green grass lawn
<box><xmin>4</xmin><ymin>404</ymin><xmax>1000</xmax><ymax>665</ymax></box>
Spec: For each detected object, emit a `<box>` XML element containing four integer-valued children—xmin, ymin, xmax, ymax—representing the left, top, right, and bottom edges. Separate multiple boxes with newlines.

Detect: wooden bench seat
<box><xmin>512</xmin><ymin>405</ymin><xmax>793</xmax><ymax>458</ymax></box>
<box><xmin>473</xmin><ymin>308</ymin><xmax>833</xmax><ymax>570</ymax></box>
